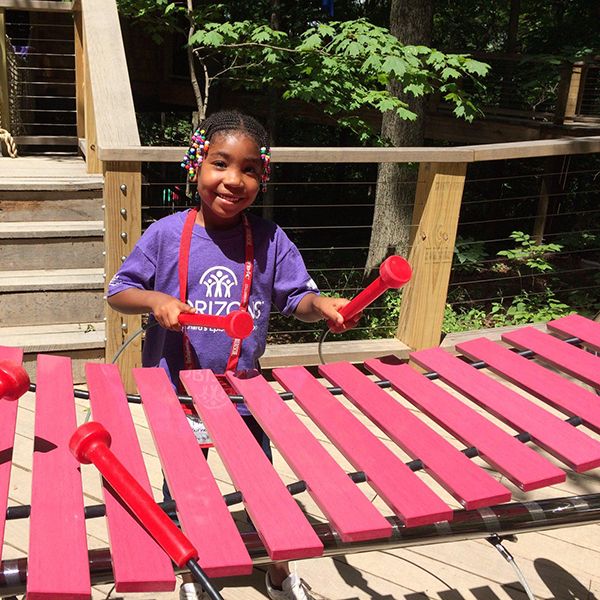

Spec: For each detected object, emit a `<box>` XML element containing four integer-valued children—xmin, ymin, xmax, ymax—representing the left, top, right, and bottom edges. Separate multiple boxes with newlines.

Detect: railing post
<box><xmin>563</xmin><ymin>61</ymin><xmax>585</xmax><ymax>122</ymax></box>
<box><xmin>83</xmin><ymin>39</ymin><xmax>101</xmax><ymax>173</ymax></box>
<box><xmin>0</xmin><ymin>9</ymin><xmax>11</xmax><ymax>132</ymax></box>
<box><xmin>74</xmin><ymin>6</ymin><xmax>85</xmax><ymax>141</ymax></box>
<box><xmin>103</xmin><ymin>161</ymin><xmax>142</xmax><ymax>386</ymax></box>
<box><xmin>396</xmin><ymin>162</ymin><xmax>467</xmax><ymax>350</ymax></box>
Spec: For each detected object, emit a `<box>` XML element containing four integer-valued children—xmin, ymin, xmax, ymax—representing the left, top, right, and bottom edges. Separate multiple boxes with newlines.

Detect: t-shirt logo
<box><xmin>199</xmin><ymin>266</ymin><xmax>238</xmax><ymax>298</ymax></box>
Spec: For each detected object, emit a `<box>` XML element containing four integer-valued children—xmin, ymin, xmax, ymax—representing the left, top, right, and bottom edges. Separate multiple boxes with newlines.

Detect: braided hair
<box><xmin>181</xmin><ymin>111</ymin><xmax>271</xmax><ymax>189</ymax></box>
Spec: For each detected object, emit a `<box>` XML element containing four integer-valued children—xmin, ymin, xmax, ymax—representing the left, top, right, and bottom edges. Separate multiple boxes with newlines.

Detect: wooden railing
<box><xmin>2</xmin><ymin>0</ymin><xmax>600</xmax><ymax>375</ymax></box>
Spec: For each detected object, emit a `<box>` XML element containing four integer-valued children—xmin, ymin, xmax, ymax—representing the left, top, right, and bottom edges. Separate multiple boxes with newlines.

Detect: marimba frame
<box><xmin>1</xmin><ymin>314</ymin><xmax>600</xmax><ymax>598</ymax></box>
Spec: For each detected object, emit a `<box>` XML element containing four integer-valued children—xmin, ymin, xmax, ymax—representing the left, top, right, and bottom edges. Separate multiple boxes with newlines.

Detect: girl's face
<box><xmin>195</xmin><ymin>132</ymin><xmax>262</xmax><ymax>229</ymax></box>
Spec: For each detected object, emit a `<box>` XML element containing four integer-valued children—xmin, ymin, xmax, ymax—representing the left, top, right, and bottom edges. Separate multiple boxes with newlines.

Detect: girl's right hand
<box><xmin>149</xmin><ymin>292</ymin><xmax>195</xmax><ymax>331</ymax></box>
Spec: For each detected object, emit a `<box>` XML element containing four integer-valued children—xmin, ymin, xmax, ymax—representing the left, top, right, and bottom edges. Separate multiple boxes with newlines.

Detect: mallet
<box><xmin>178</xmin><ymin>309</ymin><xmax>254</xmax><ymax>339</ymax></box>
<box><xmin>69</xmin><ymin>421</ymin><xmax>224</xmax><ymax>600</ymax></box>
<box><xmin>0</xmin><ymin>360</ymin><xmax>30</xmax><ymax>401</ymax></box>
<box><xmin>327</xmin><ymin>255</ymin><xmax>412</xmax><ymax>331</ymax></box>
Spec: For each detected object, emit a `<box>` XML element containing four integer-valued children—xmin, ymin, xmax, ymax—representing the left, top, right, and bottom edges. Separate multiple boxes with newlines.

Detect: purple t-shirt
<box><xmin>107</xmin><ymin>210</ymin><xmax>318</xmax><ymax>409</ymax></box>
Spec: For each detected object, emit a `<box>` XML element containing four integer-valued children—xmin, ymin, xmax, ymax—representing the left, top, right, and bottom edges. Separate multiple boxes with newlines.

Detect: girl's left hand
<box><xmin>314</xmin><ymin>296</ymin><xmax>362</xmax><ymax>333</ymax></box>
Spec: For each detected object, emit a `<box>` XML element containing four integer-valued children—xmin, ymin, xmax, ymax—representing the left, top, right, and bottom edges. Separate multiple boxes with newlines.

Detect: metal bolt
<box><xmin>120</xmin><ymin>232</ymin><xmax>128</xmax><ymax>241</ymax></box>
<box><xmin>102</xmin><ymin>251</ymin><xmax>106</xmax><ymax>256</ymax></box>
<box><xmin>120</xmin><ymin>208</ymin><xmax>127</xmax><ymax>217</ymax></box>
<box><xmin>120</xmin><ymin>184</ymin><xmax>127</xmax><ymax>193</ymax></box>
<box><xmin>121</xmin><ymin>323</ymin><xmax>128</xmax><ymax>331</ymax></box>
<box><xmin>121</xmin><ymin>255</ymin><xmax>127</xmax><ymax>262</ymax></box>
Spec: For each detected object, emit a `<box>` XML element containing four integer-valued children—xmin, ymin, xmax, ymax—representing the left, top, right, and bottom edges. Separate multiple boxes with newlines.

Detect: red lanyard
<box><xmin>178</xmin><ymin>208</ymin><xmax>254</xmax><ymax>373</ymax></box>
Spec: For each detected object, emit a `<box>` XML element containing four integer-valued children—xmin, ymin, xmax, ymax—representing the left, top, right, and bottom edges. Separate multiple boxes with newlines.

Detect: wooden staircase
<box><xmin>0</xmin><ymin>156</ymin><xmax>106</xmax><ymax>382</ymax></box>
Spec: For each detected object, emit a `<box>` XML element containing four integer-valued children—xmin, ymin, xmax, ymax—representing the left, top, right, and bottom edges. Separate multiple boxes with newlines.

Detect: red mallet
<box><xmin>327</xmin><ymin>255</ymin><xmax>412</xmax><ymax>331</ymax></box>
<box><xmin>0</xmin><ymin>360</ymin><xmax>30</xmax><ymax>401</ymax></box>
<box><xmin>69</xmin><ymin>422</ymin><xmax>223</xmax><ymax>600</ymax></box>
<box><xmin>178</xmin><ymin>310</ymin><xmax>254</xmax><ymax>340</ymax></box>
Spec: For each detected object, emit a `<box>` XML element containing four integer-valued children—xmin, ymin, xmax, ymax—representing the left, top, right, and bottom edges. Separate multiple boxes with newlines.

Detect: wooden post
<box><xmin>563</xmin><ymin>62</ymin><xmax>585</xmax><ymax>122</ymax></box>
<box><xmin>74</xmin><ymin>7</ymin><xmax>85</xmax><ymax>140</ymax></box>
<box><xmin>396</xmin><ymin>162</ymin><xmax>467</xmax><ymax>350</ymax></box>
<box><xmin>83</xmin><ymin>38</ymin><xmax>101</xmax><ymax>173</ymax></box>
<box><xmin>103</xmin><ymin>161</ymin><xmax>142</xmax><ymax>387</ymax></box>
<box><xmin>0</xmin><ymin>9</ymin><xmax>11</xmax><ymax>132</ymax></box>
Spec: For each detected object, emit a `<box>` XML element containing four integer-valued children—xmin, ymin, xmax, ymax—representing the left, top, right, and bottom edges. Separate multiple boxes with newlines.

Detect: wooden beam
<box><xmin>98</xmin><ymin>133</ymin><xmax>600</xmax><ymax>165</ymax></box>
<box><xmin>563</xmin><ymin>62</ymin><xmax>585</xmax><ymax>121</ymax></box>
<box><xmin>0</xmin><ymin>10</ymin><xmax>10</xmax><ymax>132</ymax></box>
<box><xmin>396</xmin><ymin>162</ymin><xmax>467</xmax><ymax>350</ymax></box>
<box><xmin>81</xmin><ymin>0</ymin><xmax>139</xmax><ymax>150</ymax></box>
<box><xmin>0</xmin><ymin>0</ymin><xmax>73</xmax><ymax>10</ymax></box>
<box><xmin>74</xmin><ymin>9</ymin><xmax>85</xmax><ymax>140</ymax></box>
<box><xmin>98</xmin><ymin>145</ymin><xmax>476</xmax><ymax>164</ymax></box>
<box><xmin>103</xmin><ymin>161</ymin><xmax>142</xmax><ymax>389</ymax></box>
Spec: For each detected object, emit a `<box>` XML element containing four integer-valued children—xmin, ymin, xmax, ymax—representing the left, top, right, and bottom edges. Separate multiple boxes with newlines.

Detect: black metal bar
<box><xmin>1</xmin><ymin>493</ymin><xmax>600</xmax><ymax>597</ymax></box>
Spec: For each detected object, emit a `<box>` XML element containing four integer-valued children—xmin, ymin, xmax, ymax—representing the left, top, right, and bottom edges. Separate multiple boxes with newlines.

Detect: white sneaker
<box><xmin>265</xmin><ymin>572</ymin><xmax>315</xmax><ymax>600</ymax></box>
<box><xmin>179</xmin><ymin>581</ymin><xmax>210</xmax><ymax>600</ymax></box>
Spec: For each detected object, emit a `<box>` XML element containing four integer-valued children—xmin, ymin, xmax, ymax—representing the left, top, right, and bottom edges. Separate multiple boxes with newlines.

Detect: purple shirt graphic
<box><xmin>108</xmin><ymin>210</ymin><xmax>318</xmax><ymax>412</ymax></box>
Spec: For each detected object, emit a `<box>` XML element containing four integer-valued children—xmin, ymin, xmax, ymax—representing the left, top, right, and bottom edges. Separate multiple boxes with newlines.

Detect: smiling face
<box><xmin>195</xmin><ymin>132</ymin><xmax>263</xmax><ymax>230</ymax></box>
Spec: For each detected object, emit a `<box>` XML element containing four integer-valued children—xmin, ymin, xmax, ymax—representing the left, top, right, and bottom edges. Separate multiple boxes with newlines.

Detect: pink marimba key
<box><xmin>86</xmin><ymin>363</ymin><xmax>175</xmax><ymax>592</ymax></box>
<box><xmin>502</xmin><ymin>326</ymin><xmax>600</xmax><ymax>389</ymax></box>
<box><xmin>319</xmin><ymin>361</ymin><xmax>511</xmax><ymax>510</ymax></box>
<box><xmin>274</xmin><ymin>365</ymin><xmax>452</xmax><ymax>526</ymax></box>
<box><xmin>133</xmin><ymin>367</ymin><xmax>252</xmax><ymax>577</ymax></box>
<box><xmin>27</xmin><ymin>355</ymin><xmax>90</xmax><ymax>599</ymax></box>
<box><xmin>547</xmin><ymin>314</ymin><xmax>600</xmax><ymax>351</ymax></box>
<box><xmin>228</xmin><ymin>370</ymin><xmax>393</xmax><ymax>542</ymax></box>
<box><xmin>457</xmin><ymin>336</ymin><xmax>600</xmax><ymax>435</ymax></box>
<box><xmin>366</xmin><ymin>358</ymin><xmax>565</xmax><ymax>491</ymax></box>
<box><xmin>181</xmin><ymin>369</ymin><xmax>324</xmax><ymax>561</ymax></box>
<box><xmin>411</xmin><ymin>347</ymin><xmax>600</xmax><ymax>472</ymax></box>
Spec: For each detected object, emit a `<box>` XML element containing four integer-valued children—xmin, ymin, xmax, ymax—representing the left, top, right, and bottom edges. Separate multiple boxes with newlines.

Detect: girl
<box><xmin>108</xmin><ymin>110</ymin><xmax>359</xmax><ymax>600</ymax></box>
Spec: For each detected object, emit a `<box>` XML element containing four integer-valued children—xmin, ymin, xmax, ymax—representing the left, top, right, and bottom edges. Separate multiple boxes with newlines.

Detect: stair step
<box><xmin>0</xmin><ymin>268</ymin><xmax>104</xmax><ymax>292</ymax></box>
<box><xmin>0</xmin><ymin>189</ymin><xmax>103</xmax><ymax>222</ymax></box>
<box><xmin>0</xmin><ymin>322</ymin><xmax>105</xmax><ymax>353</ymax></box>
<box><xmin>0</xmin><ymin>221</ymin><xmax>104</xmax><ymax>238</ymax></box>
<box><xmin>0</xmin><ymin>322</ymin><xmax>106</xmax><ymax>384</ymax></box>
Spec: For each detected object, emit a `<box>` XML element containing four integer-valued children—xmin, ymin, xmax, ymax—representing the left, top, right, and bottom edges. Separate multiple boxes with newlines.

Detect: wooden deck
<box><xmin>3</xmin><ymin>361</ymin><xmax>600</xmax><ymax>600</ymax></box>
<box><xmin>0</xmin><ymin>156</ymin><xmax>102</xmax><ymax>191</ymax></box>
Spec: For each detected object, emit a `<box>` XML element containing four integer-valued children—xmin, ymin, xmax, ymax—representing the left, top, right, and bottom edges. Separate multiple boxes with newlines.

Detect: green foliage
<box><xmin>442</xmin><ymin>305</ymin><xmax>487</xmax><ymax>333</ymax></box>
<box><xmin>453</xmin><ymin>236</ymin><xmax>487</xmax><ymax>273</ymax></box>
<box><xmin>367</xmin><ymin>289</ymin><xmax>402</xmax><ymax>338</ymax></box>
<box><xmin>117</xmin><ymin>1</ymin><xmax>489</xmax><ymax>140</ymax></box>
<box><xmin>137</xmin><ymin>112</ymin><xmax>192</xmax><ymax>146</ymax></box>
<box><xmin>496</xmin><ymin>231</ymin><xmax>562</xmax><ymax>273</ymax></box>
<box><xmin>490</xmin><ymin>289</ymin><xmax>572</xmax><ymax>326</ymax></box>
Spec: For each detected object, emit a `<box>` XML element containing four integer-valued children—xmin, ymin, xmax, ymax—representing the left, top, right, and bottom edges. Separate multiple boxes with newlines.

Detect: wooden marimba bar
<box><xmin>1</xmin><ymin>313</ymin><xmax>600</xmax><ymax>597</ymax></box>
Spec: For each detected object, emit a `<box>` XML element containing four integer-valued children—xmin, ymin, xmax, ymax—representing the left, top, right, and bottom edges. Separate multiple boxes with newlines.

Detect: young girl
<box><xmin>107</xmin><ymin>110</ymin><xmax>359</xmax><ymax>600</ymax></box>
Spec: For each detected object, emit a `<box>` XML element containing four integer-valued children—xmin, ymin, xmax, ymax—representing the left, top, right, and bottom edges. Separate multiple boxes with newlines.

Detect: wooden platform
<box><xmin>0</xmin><ymin>156</ymin><xmax>103</xmax><ymax>191</ymax></box>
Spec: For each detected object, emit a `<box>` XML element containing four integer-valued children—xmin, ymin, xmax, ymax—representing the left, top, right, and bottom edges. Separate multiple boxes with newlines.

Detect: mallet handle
<box><xmin>328</xmin><ymin>256</ymin><xmax>412</xmax><ymax>330</ymax></box>
<box><xmin>69</xmin><ymin>422</ymin><xmax>197</xmax><ymax>567</ymax></box>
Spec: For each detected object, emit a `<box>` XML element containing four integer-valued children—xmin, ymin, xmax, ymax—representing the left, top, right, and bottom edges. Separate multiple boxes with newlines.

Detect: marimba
<box><xmin>1</xmin><ymin>313</ymin><xmax>600</xmax><ymax>598</ymax></box>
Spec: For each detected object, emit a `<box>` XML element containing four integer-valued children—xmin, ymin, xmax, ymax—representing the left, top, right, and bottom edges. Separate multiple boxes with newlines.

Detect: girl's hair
<box><xmin>181</xmin><ymin>110</ymin><xmax>271</xmax><ymax>188</ymax></box>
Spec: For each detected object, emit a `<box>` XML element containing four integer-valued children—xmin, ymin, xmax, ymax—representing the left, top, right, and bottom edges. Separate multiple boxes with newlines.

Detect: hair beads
<box><xmin>181</xmin><ymin>129</ymin><xmax>209</xmax><ymax>181</ymax></box>
<box><xmin>260</xmin><ymin>146</ymin><xmax>271</xmax><ymax>192</ymax></box>
<box><xmin>181</xmin><ymin>111</ymin><xmax>271</xmax><ymax>189</ymax></box>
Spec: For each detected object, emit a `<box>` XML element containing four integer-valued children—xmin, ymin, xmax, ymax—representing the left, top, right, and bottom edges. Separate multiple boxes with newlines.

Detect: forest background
<box><xmin>116</xmin><ymin>0</ymin><xmax>600</xmax><ymax>343</ymax></box>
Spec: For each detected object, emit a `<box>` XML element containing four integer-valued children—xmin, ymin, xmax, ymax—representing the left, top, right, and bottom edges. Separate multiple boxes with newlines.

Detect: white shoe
<box><xmin>179</xmin><ymin>581</ymin><xmax>210</xmax><ymax>600</ymax></box>
<box><xmin>266</xmin><ymin>572</ymin><xmax>315</xmax><ymax>600</ymax></box>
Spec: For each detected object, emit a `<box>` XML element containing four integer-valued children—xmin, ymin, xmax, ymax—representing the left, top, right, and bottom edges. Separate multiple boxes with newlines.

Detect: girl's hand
<box><xmin>294</xmin><ymin>293</ymin><xmax>363</xmax><ymax>331</ymax></box>
<box><xmin>149</xmin><ymin>292</ymin><xmax>195</xmax><ymax>331</ymax></box>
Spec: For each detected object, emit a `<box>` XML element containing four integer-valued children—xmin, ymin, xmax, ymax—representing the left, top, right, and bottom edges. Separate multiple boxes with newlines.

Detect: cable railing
<box><xmin>1</xmin><ymin>6</ymin><xmax>77</xmax><ymax>148</ymax></box>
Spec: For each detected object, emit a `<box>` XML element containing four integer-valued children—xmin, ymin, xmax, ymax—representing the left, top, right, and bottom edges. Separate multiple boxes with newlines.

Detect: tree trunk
<box><xmin>262</xmin><ymin>0</ymin><xmax>280</xmax><ymax>221</ymax></box>
<box><xmin>365</xmin><ymin>0</ymin><xmax>433</xmax><ymax>273</ymax></box>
